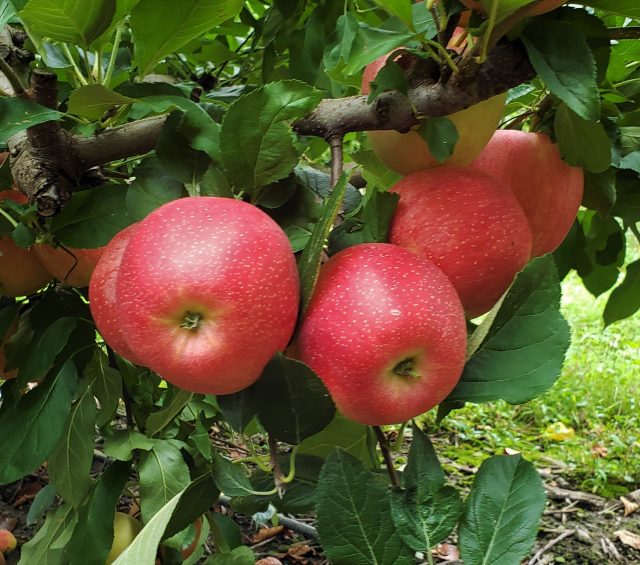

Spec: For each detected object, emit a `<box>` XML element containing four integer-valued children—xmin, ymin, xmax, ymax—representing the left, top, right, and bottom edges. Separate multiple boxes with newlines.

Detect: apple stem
<box><xmin>373</xmin><ymin>426</ymin><xmax>400</xmax><ymax>488</ymax></box>
<box><xmin>393</xmin><ymin>358</ymin><xmax>420</xmax><ymax>379</ymax></box>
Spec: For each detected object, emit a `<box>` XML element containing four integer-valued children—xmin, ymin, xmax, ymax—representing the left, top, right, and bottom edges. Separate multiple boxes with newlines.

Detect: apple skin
<box><xmin>298</xmin><ymin>243</ymin><xmax>467</xmax><ymax>426</ymax></box>
<box><xmin>105</xmin><ymin>512</ymin><xmax>142</xmax><ymax>565</ymax></box>
<box><xmin>116</xmin><ymin>197</ymin><xmax>300</xmax><ymax>395</ymax></box>
<box><xmin>460</xmin><ymin>0</ymin><xmax>565</xmax><ymax>16</ymax></box>
<box><xmin>89</xmin><ymin>224</ymin><xmax>143</xmax><ymax>365</ymax></box>
<box><xmin>389</xmin><ymin>167</ymin><xmax>532</xmax><ymax>318</ymax></box>
<box><xmin>361</xmin><ymin>53</ymin><xmax>506</xmax><ymax>175</ymax></box>
<box><xmin>471</xmin><ymin>129</ymin><xmax>584</xmax><ymax>257</ymax></box>
<box><xmin>35</xmin><ymin>244</ymin><xmax>104</xmax><ymax>287</ymax></box>
<box><xmin>0</xmin><ymin>190</ymin><xmax>53</xmax><ymax>297</ymax></box>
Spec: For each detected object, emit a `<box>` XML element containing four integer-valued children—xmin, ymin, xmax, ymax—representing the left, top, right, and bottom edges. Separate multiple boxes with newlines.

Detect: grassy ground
<box><xmin>423</xmin><ymin>267</ymin><xmax>640</xmax><ymax>498</ymax></box>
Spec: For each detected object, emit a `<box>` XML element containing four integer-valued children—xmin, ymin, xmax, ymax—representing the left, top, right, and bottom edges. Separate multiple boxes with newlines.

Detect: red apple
<box><xmin>471</xmin><ymin>129</ymin><xmax>583</xmax><ymax>257</ymax></box>
<box><xmin>0</xmin><ymin>190</ymin><xmax>53</xmax><ymax>297</ymax></box>
<box><xmin>460</xmin><ymin>0</ymin><xmax>564</xmax><ymax>16</ymax></box>
<box><xmin>362</xmin><ymin>53</ymin><xmax>506</xmax><ymax>175</ymax></box>
<box><xmin>89</xmin><ymin>224</ymin><xmax>143</xmax><ymax>364</ymax></box>
<box><xmin>298</xmin><ymin>243</ymin><xmax>467</xmax><ymax>425</ymax></box>
<box><xmin>116</xmin><ymin>197</ymin><xmax>299</xmax><ymax>395</ymax></box>
<box><xmin>389</xmin><ymin>166</ymin><xmax>532</xmax><ymax>317</ymax></box>
<box><xmin>35</xmin><ymin>243</ymin><xmax>104</xmax><ymax>287</ymax></box>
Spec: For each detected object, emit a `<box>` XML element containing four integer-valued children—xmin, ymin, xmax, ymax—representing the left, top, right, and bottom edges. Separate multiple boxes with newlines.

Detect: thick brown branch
<box><xmin>75</xmin><ymin>115</ymin><xmax>167</xmax><ymax>168</ymax></box>
<box><xmin>609</xmin><ymin>27</ymin><xmax>640</xmax><ymax>40</ymax></box>
<box><xmin>294</xmin><ymin>40</ymin><xmax>534</xmax><ymax>139</ymax></box>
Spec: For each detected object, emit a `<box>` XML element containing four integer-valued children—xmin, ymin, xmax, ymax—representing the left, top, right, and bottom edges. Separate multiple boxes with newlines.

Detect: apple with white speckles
<box><xmin>116</xmin><ymin>197</ymin><xmax>300</xmax><ymax>394</ymax></box>
<box><xmin>89</xmin><ymin>223</ymin><xmax>143</xmax><ymax>364</ymax></box>
<box><xmin>471</xmin><ymin>129</ymin><xmax>583</xmax><ymax>257</ymax></box>
<box><xmin>389</xmin><ymin>166</ymin><xmax>532</xmax><ymax>318</ymax></box>
<box><xmin>298</xmin><ymin>243</ymin><xmax>467</xmax><ymax>426</ymax></box>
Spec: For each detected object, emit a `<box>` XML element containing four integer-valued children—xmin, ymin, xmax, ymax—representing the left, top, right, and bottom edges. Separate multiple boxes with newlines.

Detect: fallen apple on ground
<box><xmin>471</xmin><ymin>129</ymin><xmax>584</xmax><ymax>257</ymax></box>
<box><xmin>298</xmin><ymin>243</ymin><xmax>467</xmax><ymax>425</ymax></box>
<box><xmin>105</xmin><ymin>512</ymin><xmax>142</xmax><ymax>565</ymax></box>
<box><xmin>116</xmin><ymin>196</ymin><xmax>300</xmax><ymax>395</ymax></box>
<box><xmin>389</xmin><ymin>166</ymin><xmax>532</xmax><ymax>317</ymax></box>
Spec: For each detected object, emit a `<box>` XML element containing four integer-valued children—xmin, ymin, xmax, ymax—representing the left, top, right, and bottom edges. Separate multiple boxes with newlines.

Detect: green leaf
<box><xmin>554</xmin><ymin>104</ymin><xmax>611</xmax><ymax>173</ymax></box>
<box><xmin>374</xmin><ymin>0</ymin><xmax>412</xmax><ymax>28</ymax></box>
<box><xmin>390</xmin><ymin>486</ymin><xmax>462</xmax><ymax>552</ymax></box>
<box><xmin>20</xmin><ymin>0</ymin><xmax>116</xmax><ymax>47</ymax></box>
<box><xmin>253</xmin><ymin>354</ymin><xmax>335</xmax><ymax>445</ymax></box>
<box><xmin>583</xmin><ymin>169</ymin><xmax>616</xmax><ymax>217</ymax></box>
<box><xmin>0</xmin><ymin>98</ymin><xmax>62</xmax><ymax>140</ymax></box>
<box><xmin>18</xmin><ymin>502</ymin><xmax>78</xmax><ymax>565</ymax></box>
<box><xmin>112</xmin><ymin>486</ymin><xmax>189</xmax><ymax>565</ymax></box>
<box><xmin>0</xmin><ymin>360</ymin><xmax>78</xmax><ymax>484</ymax></box>
<box><xmin>217</xmin><ymin>389</ymin><xmax>259</xmax><ymax>433</ymax></box>
<box><xmin>458</xmin><ymin>455</ymin><xmax>546</xmax><ymax>565</ymax></box>
<box><xmin>126</xmin><ymin>158</ymin><xmax>184</xmax><ymax>221</ymax></box>
<box><xmin>163</xmin><ymin>473</ymin><xmax>219</xmax><ymax>540</ymax></box>
<box><xmin>294</xmin><ymin>166</ymin><xmax>361</xmax><ymax>214</ymax></box>
<box><xmin>103</xmin><ymin>429</ymin><xmax>155</xmax><ymax>460</ymax></box>
<box><xmin>48</xmin><ymin>378</ymin><xmax>97</xmax><ymax>508</ymax></box>
<box><xmin>51</xmin><ymin>184</ymin><xmax>132</xmax><ymax>247</ymax></box>
<box><xmin>366</xmin><ymin>60</ymin><xmax>408</xmax><ymax>103</ymax></box>
<box><xmin>447</xmin><ymin>256</ymin><xmax>570</xmax><ymax>404</ymax></box>
<box><xmin>584</xmin><ymin>0</ymin><xmax>640</xmax><ymax>19</ymax></box>
<box><xmin>85</xmin><ymin>350</ymin><xmax>122</xmax><ymax>427</ymax></box>
<box><xmin>65</xmin><ymin>460</ymin><xmax>131</xmax><ymax>565</ymax></box>
<box><xmin>352</xmin><ymin>149</ymin><xmax>402</xmax><ymax>190</ymax></box>
<box><xmin>328</xmin><ymin>189</ymin><xmax>398</xmax><ymax>254</ymax></box>
<box><xmin>298</xmin><ymin>173</ymin><xmax>348</xmax><ymax>310</ymax></box>
<box><xmin>603</xmin><ymin>260</ymin><xmax>640</xmax><ymax>326</ymax></box>
<box><xmin>0</xmin><ymin>2</ymin><xmax>17</xmax><ymax>27</ymax></box>
<box><xmin>67</xmin><ymin>84</ymin><xmax>135</xmax><ymax>120</ymax></box>
<box><xmin>131</xmin><ymin>0</ymin><xmax>243</xmax><ymax>78</ymax></box>
<box><xmin>146</xmin><ymin>386</ymin><xmax>194</xmax><ymax>437</ymax></box>
<box><xmin>298</xmin><ymin>413</ymin><xmax>374</xmax><ymax>466</ymax></box>
<box><xmin>416</xmin><ymin>117</ymin><xmax>459</xmax><ymax>163</ymax></box>
<box><xmin>220</xmin><ymin>81</ymin><xmax>323</xmax><ymax>194</ymax></box>
<box><xmin>204</xmin><ymin>546</ymin><xmax>255</xmax><ymax>565</ymax></box>
<box><xmin>211</xmin><ymin>451</ymin><xmax>256</xmax><ymax>498</ymax></box>
<box><xmin>18</xmin><ymin>317</ymin><xmax>77</xmax><ymax>386</ymax></box>
<box><xmin>27</xmin><ymin>483</ymin><xmax>57</xmax><ymax>526</ymax></box>
<box><xmin>522</xmin><ymin>20</ymin><xmax>599</xmax><ymax>121</ymax></box>
<box><xmin>403</xmin><ymin>424</ymin><xmax>444</xmax><ymax>498</ymax></box>
<box><xmin>139</xmin><ymin>441</ymin><xmax>191</xmax><ymax>522</ymax></box>
<box><xmin>316</xmin><ymin>450</ymin><xmax>414</xmax><ymax>565</ymax></box>
<box><xmin>342</xmin><ymin>23</ymin><xmax>412</xmax><ymax>76</ymax></box>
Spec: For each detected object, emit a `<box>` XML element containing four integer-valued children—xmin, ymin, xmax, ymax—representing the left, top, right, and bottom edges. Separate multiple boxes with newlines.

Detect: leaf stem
<box><xmin>373</xmin><ymin>426</ymin><xmax>400</xmax><ymax>487</ymax></box>
<box><xmin>0</xmin><ymin>57</ymin><xmax>26</xmax><ymax>96</ymax></box>
<box><xmin>62</xmin><ymin>44</ymin><xmax>88</xmax><ymax>86</ymax></box>
<box><xmin>328</xmin><ymin>135</ymin><xmax>344</xmax><ymax>188</ymax></box>
<box><xmin>0</xmin><ymin>208</ymin><xmax>18</xmax><ymax>228</ymax></box>
<box><xmin>242</xmin><ymin>435</ymin><xmax>272</xmax><ymax>472</ymax></box>
<box><xmin>103</xmin><ymin>25</ymin><xmax>123</xmax><ymax>87</ymax></box>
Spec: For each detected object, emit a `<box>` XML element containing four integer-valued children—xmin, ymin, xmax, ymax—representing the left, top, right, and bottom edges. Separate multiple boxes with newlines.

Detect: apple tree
<box><xmin>0</xmin><ymin>1</ymin><xmax>639</xmax><ymax>563</ymax></box>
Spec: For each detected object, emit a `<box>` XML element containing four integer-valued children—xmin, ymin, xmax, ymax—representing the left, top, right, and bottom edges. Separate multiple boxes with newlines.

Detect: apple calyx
<box><xmin>180</xmin><ymin>311</ymin><xmax>204</xmax><ymax>331</ymax></box>
<box><xmin>392</xmin><ymin>357</ymin><xmax>421</xmax><ymax>379</ymax></box>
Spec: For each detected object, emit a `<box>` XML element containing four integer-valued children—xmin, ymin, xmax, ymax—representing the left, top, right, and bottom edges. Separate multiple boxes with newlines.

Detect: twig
<box><xmin>528</xmin><ymin>529</ymin><xmax>575</xmax><ymax>564</ymax></box>
<box><xmin>268</xmin><ymin>435</ymin><xmax>285</xmax><ymax>491</ymax></box>
<box><xmin>0</xmin><ymin>55</ymin><xmax>25</xmax><ymax>95</ymax></box>
<box><xmin>545</xmin><ymin>485</ymin><xmax>607</xmax><ymax>507</ymax></box>
<box><xmin>373</xmin><ymin>426</ymin><xmax>400</xmax><ymax>487</ymax></box>
<box><xmin>328</xmin><ymin>135</ymin><xmax>343</xmax><ymax>188</ymax></box>
<box><xmin>609</xmin><ymin>27</ymin><xmax>640</xmax><ymax>40</ymax></box>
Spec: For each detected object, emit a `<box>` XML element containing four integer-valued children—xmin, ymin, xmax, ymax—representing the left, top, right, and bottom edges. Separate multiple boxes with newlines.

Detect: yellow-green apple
<box><xmin>471</xmin><ymin>129</ymin><xmax>583</xmax><ymax>257</ymax></box>
<box><xmin>116</xmin><ymin>197</ymin><xmax>299</xmax><ymax>394</ymax></box>
<box><xmin>0</xmin><ymin>190</ymin><xmax>53</xmax><ymax>296</ymax></box>
<box><xmin>361</xmin><ymin>53</ymin><xmax>506</xmax><ymax>175</ymax></box>
<box><xmin>35</xmin><ymin>243</ymin><xmax>104</xmax><ymax>287</ymax></box>
<box><xmin>298</xmin><ymin>243</ymin><xmax>467</xmax><ymax>425</ymax></box>
<box><xmin>89</xmin><ymin>224</ymin><xmax>143</xmax><ymax>364</ymax></box>
<box><xmin>389</xmin><ymin>166</ymin><xmax>532</xmax><ymax>317</ymax></box>
<box><xmin>105</xmin><ymin>512</ymin><xmax>142</xmax><ymax>565</ymax></box>
<box><xmin>460</xmin><ymin>0</ymin><xmax>565</xmax><ymax>17</ymax></box>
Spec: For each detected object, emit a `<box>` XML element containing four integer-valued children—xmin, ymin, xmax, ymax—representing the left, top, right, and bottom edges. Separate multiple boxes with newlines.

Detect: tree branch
<box><xmin>293</xmin><ymin>40</ymin><xmax>534</xmax><ymax>139</ymax></box>
<box><xmin>373</xmin><ymin>426</ymin><xmax>400</xmax><ymax>487</ymax></box>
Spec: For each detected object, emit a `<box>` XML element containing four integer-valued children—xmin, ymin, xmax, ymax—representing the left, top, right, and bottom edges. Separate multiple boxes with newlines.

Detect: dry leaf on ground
<box><xmin>614</xmin><ymin>529</ymin><xmax>640</xmax><ymax>550</ymax></box>
<box><xmin>252</xmin><ymin>525</ymin><xmax>285</xmax><ymax>543</ymax></box>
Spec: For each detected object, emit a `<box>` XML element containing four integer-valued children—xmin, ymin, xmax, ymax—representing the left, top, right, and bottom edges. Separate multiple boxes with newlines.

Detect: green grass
<box><xmin>423</xmin><ymin>267</ymin><xmax>640</xmax><ymax>497</ymax></box>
